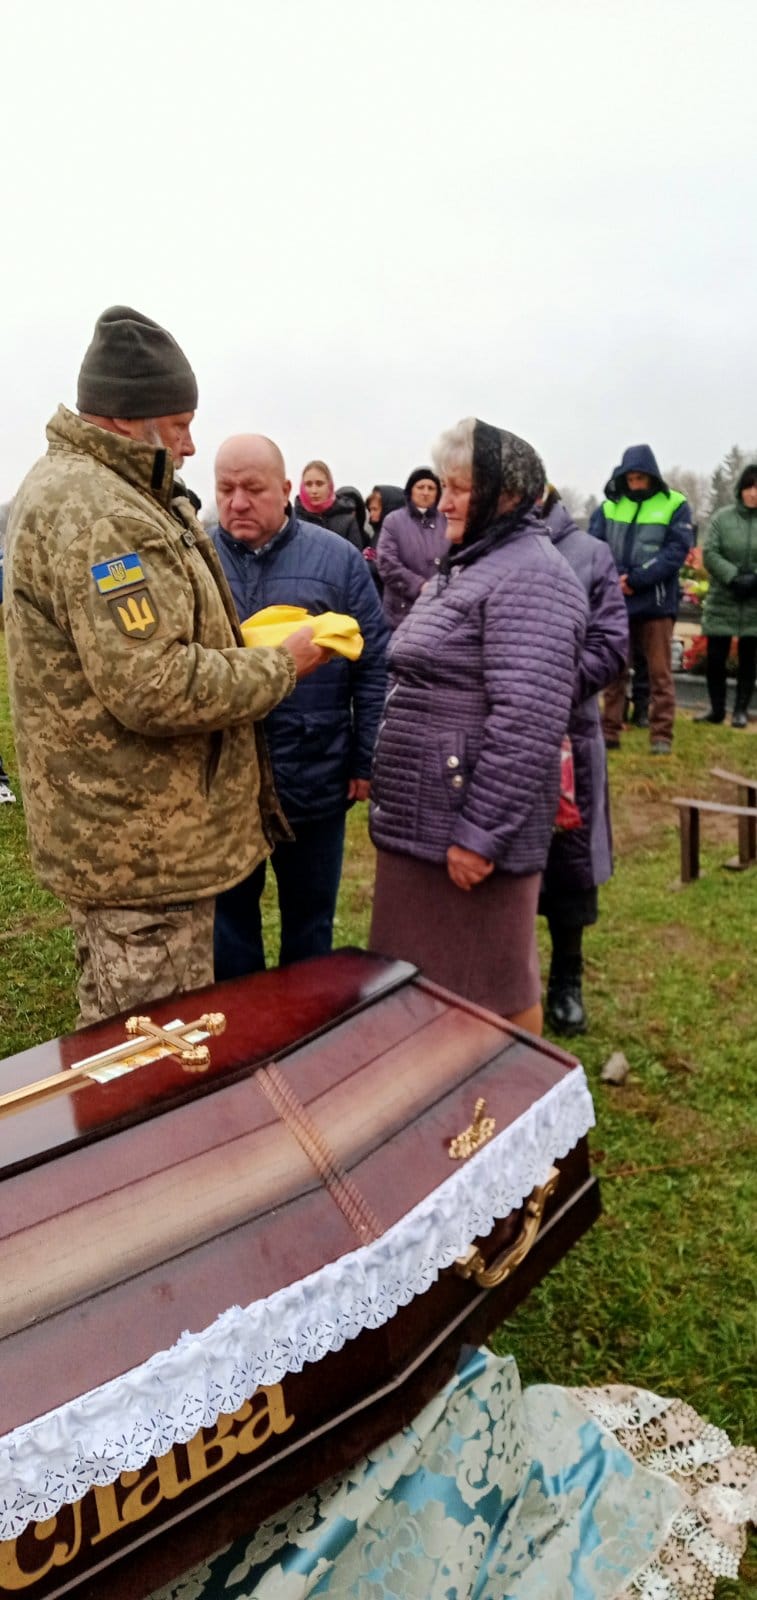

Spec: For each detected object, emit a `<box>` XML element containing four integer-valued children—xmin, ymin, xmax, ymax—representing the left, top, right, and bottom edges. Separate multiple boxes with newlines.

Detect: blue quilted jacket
<box><xmin>212</xmin><ymin>514</ymin><xmax>388</xmax><ymax>824</ymax></box>
<box><xmin>369</xmin><ymin>513</ymin><xmax>588</xmax><ymax>873</ymax></box>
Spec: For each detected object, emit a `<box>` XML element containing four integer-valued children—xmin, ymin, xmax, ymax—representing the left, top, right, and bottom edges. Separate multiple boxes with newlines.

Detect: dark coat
<box><xmin>212</xmin><ymin>514</ymin><xmax>388</xmax><ymax>825</ymax></box>
<box><xmin>337</xmin><ymin>485</ymin><xmax>368</xmax><ymax>542</ymax></box>
<box><xmin>376</xmin><ymin>503</ymin><xmax>449</xmax><ymax>629</ymax></box>
<box><xmin>591</xmin><ymin>445</ymin><xmax>694</xmax><ymax>620</ymax></box>
<box><xmin>541</xmin><ymin>502</ymin><xmax>629</xmax><ymax>895</ymax></box>
<box><xmin>369</xmin><ymin>513</ymin><xmax>588</xmax><ymax>875</ymax></box>
<box><xmin>366</xmin><ymin>485</ymin><xmax>405</xmax><ymax>548</ymax></box>
<box><xmin>294</xmin><ymin>492</ymin><xmax>367</xmax><ymax>553</ymax></box>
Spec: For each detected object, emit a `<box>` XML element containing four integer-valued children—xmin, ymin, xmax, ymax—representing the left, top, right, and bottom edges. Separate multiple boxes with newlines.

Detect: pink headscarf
<box><xmin>299</xmin><ymin>460</ymin><xmax>336</xmax><ymax>515</ymax></box>
<box><xmin>298</xmin><ymin>480</ymin><xmax>336</xmax><ymax>515</ymax></box>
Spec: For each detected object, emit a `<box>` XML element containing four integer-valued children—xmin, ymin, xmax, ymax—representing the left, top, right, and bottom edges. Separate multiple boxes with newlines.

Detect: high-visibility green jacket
<box><xmin>598</xmin><ymin>489</ymin><xmax>692</xmax><ymax>619</ymax></box>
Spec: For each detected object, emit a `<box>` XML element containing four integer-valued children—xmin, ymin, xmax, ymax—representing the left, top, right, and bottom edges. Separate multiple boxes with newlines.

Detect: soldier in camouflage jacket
<box><xmin>4</xmin><ymin>307</ymin><xmax>326</xmax><ymax>1023</ymax></box>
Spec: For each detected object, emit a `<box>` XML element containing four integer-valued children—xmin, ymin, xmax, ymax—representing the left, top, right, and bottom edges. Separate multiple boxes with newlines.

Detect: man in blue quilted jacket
<box><xmin>211</xmin><ymin>434</ymin><xmax>388</xmax><ymax>977</ymax></box>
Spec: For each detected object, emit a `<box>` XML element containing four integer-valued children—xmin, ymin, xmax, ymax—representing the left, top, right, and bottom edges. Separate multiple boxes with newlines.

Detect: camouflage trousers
<box><xmin>67</xmin><ymin>900</ymin><xmax>216</xmax><ymax>1028</ymax></box>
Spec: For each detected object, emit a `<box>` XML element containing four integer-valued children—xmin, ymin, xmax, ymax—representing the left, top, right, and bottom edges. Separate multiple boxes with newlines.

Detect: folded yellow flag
<box><xmin>240</xmin><ymin>605</ymin><xmax>364</xmax><ymax>661</ymax></box>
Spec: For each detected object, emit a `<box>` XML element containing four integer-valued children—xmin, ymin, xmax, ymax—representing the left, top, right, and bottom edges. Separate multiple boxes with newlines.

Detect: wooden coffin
<box><xmin>0</xmin><ymin>949</ymin><xmax>599</xmax><ymax>1599</ymax></box>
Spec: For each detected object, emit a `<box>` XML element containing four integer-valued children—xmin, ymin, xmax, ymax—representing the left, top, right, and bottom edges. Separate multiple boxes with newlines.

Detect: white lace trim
<box><xmin>579</xmin><ymin>1390</ymin><xmax>739</xmax><ymax>1489</ymax></box>
<box><xmin>580</xmin><ymin>1389</ymin><xmax>674</xmax><ymax>1432</ymax></box>
<box><xmin>0</xmin><ymin>1067</ymin><xmax>594</xmax><ymax>1540</ymax></box>
<box><xmin>576</xmin><ymin>1385</ymin><xmax>757</xmax><ymax>1596</ymax></box>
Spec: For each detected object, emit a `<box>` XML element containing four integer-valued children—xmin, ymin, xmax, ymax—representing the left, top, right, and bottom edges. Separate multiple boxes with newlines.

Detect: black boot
<box><xmin>546</xmin><ymin>979</ymin><xmax>587</xmax><ymax>1035</ymax></box>
<box><xmin>703</xmin><ymin>640</ymin><xmax>728</xmax><ymax>726</ymax></box>
<box><xmin>546</xmin><ymin>958</ymin><xmax>587</xmax><ymax>1036</ymax></box>
<box><xmin>732</xmin><ymin>687</ymin><xmax>751</xmax><ymax>728</ymax></box>
<box><xmin>734</xmin><ymin>640</ymin><xmax>756</xmax><ymax>727</ymax></box>
<box><xmin>629</xmin><ymin>702</ymin><xmax>650</xmax><ymax>728</ymax></box>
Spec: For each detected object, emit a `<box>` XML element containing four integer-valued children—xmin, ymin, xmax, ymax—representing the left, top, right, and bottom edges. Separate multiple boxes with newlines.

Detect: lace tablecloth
<box><xmin>151</xmin><ymin>1346</ymin><xmax>757</xmax><ymax>1600</ymax></box>
<box><xmin>0</xmin><ymin>1066</ymin><xmax>594</xmax><ymax>1539</ymax></box>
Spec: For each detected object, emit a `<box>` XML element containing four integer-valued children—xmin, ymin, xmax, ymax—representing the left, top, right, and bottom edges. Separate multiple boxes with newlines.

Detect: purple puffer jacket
<box><xmin>376</xmin><ymin>504</ymin><xmax>449</xmax><ymax>629</ymax></box>
<box><xmin>542</xmin><ymin>502</ymin><xmax>629</xmax><ymax>894</ymax></box>
<box><xmin>369</xmin><ymin>514</ymin><xmax>588</xmax><ymax>874</ymax></box>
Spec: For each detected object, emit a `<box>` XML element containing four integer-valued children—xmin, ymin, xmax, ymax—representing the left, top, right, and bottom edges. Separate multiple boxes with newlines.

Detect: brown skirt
<box><xmin>369</xmin><ymin>851</ymin><xmax>541</xmax><ymax>1017</ymax></box>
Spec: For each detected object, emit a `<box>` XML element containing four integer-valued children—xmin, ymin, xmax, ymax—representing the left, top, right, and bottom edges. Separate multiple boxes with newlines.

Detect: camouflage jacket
<box><xmin>4</xmin><ymin>406</ymin><xmax>296</xmax><ymax>906</ymax></box>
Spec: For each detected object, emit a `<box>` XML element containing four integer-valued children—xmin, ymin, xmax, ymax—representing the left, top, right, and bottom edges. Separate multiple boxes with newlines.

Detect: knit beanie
<box><xmin>77</xmin><ymin>305</ymin><xmax>198</xmax><ymax>418</ymax></box>
<box><xmin>404</xmin><ymin>465</ymin><xmax>442</xmax><ymax>502</ymax></box>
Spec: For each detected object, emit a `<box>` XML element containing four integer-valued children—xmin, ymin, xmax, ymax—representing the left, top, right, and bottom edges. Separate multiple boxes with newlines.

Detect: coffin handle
<box><xmin>454</xmin><ymin>1166</ymin><xmax>560</xmax><ymax>1287</ymax></box>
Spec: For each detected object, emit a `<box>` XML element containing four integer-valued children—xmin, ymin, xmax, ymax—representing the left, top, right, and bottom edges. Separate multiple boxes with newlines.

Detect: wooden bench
<box><xmin>710</xmin><ymin>767</ymin><xmax>757</xmax><ymax>867</ymax></box>
<box><xmin>673</xmin><ymin>796</ymin><xmax>757</xmax><ymax>882</ymax></box>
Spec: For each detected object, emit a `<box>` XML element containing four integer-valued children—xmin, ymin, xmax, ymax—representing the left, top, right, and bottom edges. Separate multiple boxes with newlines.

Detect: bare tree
<box><xmin>708</xmin><ymin>446</ymin><xmax>757</xmax><ymax>515</ymax></box>
<box><xmin>663</xmin><ymin>467</ymin><xmax>710</xmax><ymax>532</ymax></box>
<box><xmin>556</xmin><ymin>485</ymin><xmax>584</xmax><ymax>521</ymax></box>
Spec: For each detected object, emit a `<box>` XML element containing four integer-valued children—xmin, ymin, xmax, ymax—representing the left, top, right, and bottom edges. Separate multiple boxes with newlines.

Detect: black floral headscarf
<box><xmin>464</xmin><ymin>421</ymin><xmax>545</xmax><ymax>546</ymax></box>
<box><xmin>443</xmin><ymin>420</ymin><xmax>545</xmax><ymax>575</ymax></box>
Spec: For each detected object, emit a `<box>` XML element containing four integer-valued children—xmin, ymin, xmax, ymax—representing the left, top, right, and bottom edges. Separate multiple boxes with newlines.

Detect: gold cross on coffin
<box><xmin>0</xmin><ymin>1012</ymin><xmax>227</xmax><ymax>1119</ymax></box>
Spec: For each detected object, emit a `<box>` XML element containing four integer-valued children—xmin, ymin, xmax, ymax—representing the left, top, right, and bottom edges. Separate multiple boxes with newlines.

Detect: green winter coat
<box><xmin>702</xmin><ymin>500</ymin><xmax>757</xmax><ymax>637</ymax></box>
<box><xmin>4</xmin><ymin>407</ymin><xmax>296</xmax><ymax>907</ymax></box>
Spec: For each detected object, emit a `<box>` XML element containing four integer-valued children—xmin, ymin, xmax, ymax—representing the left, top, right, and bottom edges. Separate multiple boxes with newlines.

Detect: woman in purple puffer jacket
<box><xmin>369</xmin><ymin>418</ymin><xmax>587</xmax><ymax>1036</ymax></box>
<box><xmin>376</xmin><ymin>467</ymin><xmax>448</xmax><ymax>629</ymax></box>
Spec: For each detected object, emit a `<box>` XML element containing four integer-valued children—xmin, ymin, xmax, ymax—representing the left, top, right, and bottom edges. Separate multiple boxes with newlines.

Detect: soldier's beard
<box><xmin>140</xmin><ymin>420</ymin><xmax>162</xmax><ymax>448</ymax></box>
<box><xmin>141</xmin><ymin>419</ymin><xmax>183</xmax><ymax>470</ymax></box>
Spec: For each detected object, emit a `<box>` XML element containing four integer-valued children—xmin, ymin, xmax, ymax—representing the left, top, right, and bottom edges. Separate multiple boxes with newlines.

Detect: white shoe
<box><xmin>0</xmin><ymin>778</ymin><xmax>16</xmax><ymax>803</ymax></box>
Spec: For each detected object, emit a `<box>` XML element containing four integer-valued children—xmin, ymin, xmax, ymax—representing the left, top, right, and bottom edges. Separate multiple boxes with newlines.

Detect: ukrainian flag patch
<box><xmin>91</xmin><ymin>554</ymin><xmax>145</xmax><ymax>594</ymax></box>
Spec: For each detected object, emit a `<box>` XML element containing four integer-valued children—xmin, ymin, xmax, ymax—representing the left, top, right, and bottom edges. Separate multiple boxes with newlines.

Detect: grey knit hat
<box><xmin>77</xmin><ymin>305</ymin><xmax>198</xmax><ymax>418</ymax></box>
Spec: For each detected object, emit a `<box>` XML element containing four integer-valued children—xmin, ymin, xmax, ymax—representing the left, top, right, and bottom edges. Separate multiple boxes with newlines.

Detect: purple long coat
<box><xmin>369</xmin><ymin>513</ymin><xmax>588</xmax><ymax>875</ymax></box>
<box><xmin>376</xmin><ymin>504</ymin><xmax>449</xmax><ymax>629</ymax></box>
<box><xmin>542</xmin><ymin>502</ymin><xmax>629</xmax><ymax>894</ymax></box>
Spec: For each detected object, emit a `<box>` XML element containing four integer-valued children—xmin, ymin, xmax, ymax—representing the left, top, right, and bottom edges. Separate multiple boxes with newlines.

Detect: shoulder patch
<box><xmin>91</xmin><ymin>554</ymin><xmax>146</xmax><ymax>594</ymax></box>
<box><xmin>107</xmin><ymin>588</ymin><xmax>159</xmax><ymax>639</ymax></box>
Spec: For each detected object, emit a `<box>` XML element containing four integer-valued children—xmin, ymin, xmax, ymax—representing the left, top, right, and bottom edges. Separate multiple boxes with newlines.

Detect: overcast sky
<box><xmin>1</xmin><ymin>0</ymin><xmax>755</xmax><ymax>510</ymax></box>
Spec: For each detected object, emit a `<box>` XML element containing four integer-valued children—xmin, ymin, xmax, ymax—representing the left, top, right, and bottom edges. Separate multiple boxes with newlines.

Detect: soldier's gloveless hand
<box><xmin>283</xmin><ymin>625</ymin><xmax>333</xmax><ymax>679</ymax></box>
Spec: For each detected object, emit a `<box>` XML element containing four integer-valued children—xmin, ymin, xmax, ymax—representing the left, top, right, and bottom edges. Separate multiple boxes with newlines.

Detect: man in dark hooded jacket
<box><xmin>592</xmin><ymin>445</ymin><xmax>693</xmax><ymax>754</ymax></box>
<box><xmin>590</xmin><ymin>469</ymin><xmax>649</xmax><ymax>728</ymax></box>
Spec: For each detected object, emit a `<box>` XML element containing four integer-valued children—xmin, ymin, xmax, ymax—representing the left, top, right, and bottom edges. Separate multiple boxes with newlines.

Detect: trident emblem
<box><xmin>117</xmin><ymin>594</ymin><xmax>157</xmax><ymax>634</ymax></box>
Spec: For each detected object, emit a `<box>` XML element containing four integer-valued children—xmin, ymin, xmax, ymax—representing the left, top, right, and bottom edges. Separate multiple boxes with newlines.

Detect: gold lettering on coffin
<box><xmin>0</xmin><ymin>1385</ymin><xmax>295</xmax><ymax>1591</ymax></box>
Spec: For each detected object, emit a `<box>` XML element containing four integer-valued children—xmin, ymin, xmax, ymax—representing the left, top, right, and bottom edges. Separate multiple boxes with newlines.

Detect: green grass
<box><xmin>1</xmin><ymin>642</ymin><xmax>755</xmax><ymax>1593</ymax></box>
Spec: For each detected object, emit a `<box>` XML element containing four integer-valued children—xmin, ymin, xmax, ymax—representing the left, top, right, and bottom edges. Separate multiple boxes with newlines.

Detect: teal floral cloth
<box><xmin>153</xmin><ymin>1348</ymin><xmax>755</xmax><ymax>1600</ymax></box>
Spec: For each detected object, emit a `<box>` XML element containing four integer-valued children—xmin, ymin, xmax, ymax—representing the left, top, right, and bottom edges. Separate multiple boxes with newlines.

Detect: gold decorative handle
<box><xmin>455</xmin><ymin>1166</ymin><xmax>559</xmax><ymax>1287</ymax></box>
<box><xmin>448</xmin><ymin>1097</ymin><xmax>496</xmax><ymax>1160</ymax></box>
